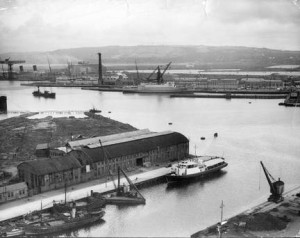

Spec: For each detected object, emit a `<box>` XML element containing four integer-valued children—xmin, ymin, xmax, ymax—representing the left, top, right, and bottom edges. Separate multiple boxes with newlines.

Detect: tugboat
<box><xmin>32</xmin><ymin>87</ymin><xmax>56</xmax><ymax>98</ymax></box>
<box><xmin>166</xmin><ymin>156</ymin><xmax>228</xmax><ymax>183</ymax></box>
<box><xmin>89</xmin><ymin>107</ymin><xmax>102</xmax><ymax>113</ymax></box>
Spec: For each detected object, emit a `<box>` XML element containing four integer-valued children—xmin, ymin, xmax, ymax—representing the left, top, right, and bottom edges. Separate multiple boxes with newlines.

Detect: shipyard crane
<box><xmin>146</xmin><ymin>62</ymin><xmax>172</xmax><ymax>84</ymax></box>
<box><xmin>0</xmin><ymin>58</ymin><xmax>26</xmax><ymax>80</ymax></box>
<box><xmin>260</xmin><ymin>161</ymin><xmax>284</xmax><ymax>203</ymax></box>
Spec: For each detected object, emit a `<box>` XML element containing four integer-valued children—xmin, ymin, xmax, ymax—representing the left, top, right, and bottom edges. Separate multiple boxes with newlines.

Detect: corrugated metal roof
<box><xmin>36</xmin><ymin>143</ymin><xmax>49</xmax><ymax>150</ymax></box>
<box><xmin>76</xmin><ymin>131</ymin><xmax>189</xmax><ymax>163</ymax></box>
<box><xmin>67</xmin><ymin>129</ymin><xmax>151</xmax><ymax>149</ymax></box>
<box><xmin>18</xmin><ymin>156</ymin><xmax>82</xmax><ymax>176</ymax></box>
<box><xmin>87</xmin><ymin>131</ymin><xmax>173</xmax><ymax>148</ymax></box>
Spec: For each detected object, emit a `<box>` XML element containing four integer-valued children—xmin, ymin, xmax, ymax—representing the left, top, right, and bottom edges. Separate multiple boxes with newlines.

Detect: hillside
<box><xmin>1</xmin><ymin>45</ymin><xmax>300</xmax><ymax>70</ymax></box>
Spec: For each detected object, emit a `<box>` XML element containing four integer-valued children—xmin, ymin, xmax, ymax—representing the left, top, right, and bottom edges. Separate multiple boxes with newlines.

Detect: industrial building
<box><xmin>0</xmin><ymin>182</ymin><xmax>28</xmax><ymax>203</ymax></box>
<box><xmin>18</xmin><ymin>130</ymin><xmax>189</xmax><ymax>195</ymax></box>
<box><xmin>240</xmin><ymin>78</ymin><xmax>284</xmax><ymax>89</ymax></box>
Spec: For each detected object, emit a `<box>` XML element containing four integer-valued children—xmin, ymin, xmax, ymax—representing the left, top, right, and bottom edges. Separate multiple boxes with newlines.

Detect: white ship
<box><xmin>166</xmin><ymin>156</ymin><xmax>228</xmax><ymax>183</ymax></box>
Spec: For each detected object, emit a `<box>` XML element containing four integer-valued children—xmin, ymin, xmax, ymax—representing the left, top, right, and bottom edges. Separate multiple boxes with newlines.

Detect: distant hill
<box><xmin>1</xmin><ymin>45</ymin><xmax>300</xmax><ymax>70</ymax></box>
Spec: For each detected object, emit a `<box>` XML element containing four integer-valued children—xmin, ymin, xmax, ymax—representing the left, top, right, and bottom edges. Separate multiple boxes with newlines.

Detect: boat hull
<box><xmin>165</xmin><ymin>162</ymin><xmax>228</xmax><ymax>183</ymax></box>
<box><xmin>104</xmin><ymin>196</ymin><xmax>145</xmax><ymax>205</ymax></box>
<box><xmin>24</xmin><ymin>211</ymin><xmax>105</xmax><ymax>235</ymax></box>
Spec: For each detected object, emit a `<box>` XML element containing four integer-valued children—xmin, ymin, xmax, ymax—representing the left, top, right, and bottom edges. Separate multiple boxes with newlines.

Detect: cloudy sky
<box><xmin>0</xmin><ymin>0</ymin><xmax>299</xmax><ymax>53</ymax></box>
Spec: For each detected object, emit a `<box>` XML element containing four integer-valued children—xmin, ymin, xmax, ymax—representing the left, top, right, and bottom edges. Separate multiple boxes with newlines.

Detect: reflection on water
<box><xmin>1</xmin><ymin>81</ymin><xmax>300</xmax><ymax>236</ymax></box>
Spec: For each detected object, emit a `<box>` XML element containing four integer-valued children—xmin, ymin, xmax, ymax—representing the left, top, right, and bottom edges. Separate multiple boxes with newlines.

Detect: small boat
<box><xmin>104</xmin><ymin>166</ymin><xmax>146</xmax><ymax>205</ymax></box>
<box><xmin>5</xmin><ymin>228</ymin><xmax>25</xmax><ymax>237</ymax></box>
<box><xmin>201</xmin><ymin>137</ymin><xmax>206</xmax><ymax>140</ymax></box>
<box><xmin>32</xmin><ymin>87</ymin><xmax>55</xmax><ymax>98</ymax></box>
<box><xmin>165</xmin><ymin>156</ymin><xmax>228</xmax><ymax>183</ymax></box>
<box><xmin>89</xmin><ymin>107</ymin><xmax>102</xmax><ymax>113</ymax></box>
<box><xmin>278</xmin><ymin>90</ymin><xmax>300</xmax><ymax>107</ymax></box>
<box><xmin>214</xmin><ymin>133</ymin><xmax>218</xmax><ymax>138</ymax></box>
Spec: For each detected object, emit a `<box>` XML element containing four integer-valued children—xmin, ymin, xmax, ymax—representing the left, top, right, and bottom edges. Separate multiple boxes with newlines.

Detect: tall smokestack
<box><xmin>98</xmin><ymin>53</ymin><xmax>103</xmax><ymax>85</ymax></box>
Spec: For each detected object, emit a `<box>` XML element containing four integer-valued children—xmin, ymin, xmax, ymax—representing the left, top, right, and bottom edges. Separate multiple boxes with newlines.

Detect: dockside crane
<box><xmin>260</xmin><ymin>161</ymin><xmax>284</xmax><ymax>203</ymax></box>
<box><xmin>146</xmin><ymin>62</ymin><xmax>172</xmax><ymax>84</ymax></box>
<box><xmin>0</xmin><ymin>58</ymin><xmax>26</xmax><ymax>80</ymax></box>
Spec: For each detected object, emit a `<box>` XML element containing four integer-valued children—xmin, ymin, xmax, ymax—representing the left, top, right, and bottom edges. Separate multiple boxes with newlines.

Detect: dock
<box><xmin>170</xmin><ymin>93</ymin><xmax>286</xmax><ymax>99</ymax></box>
<box><xmin>0</xmin><ymin>166</ymin><xmax>169</xmax><ymax>222</ymax></box>
<box><xmin>191</xmin><ymin>185</ymin><xmax>300</xmax><ymax>238</ymax></box>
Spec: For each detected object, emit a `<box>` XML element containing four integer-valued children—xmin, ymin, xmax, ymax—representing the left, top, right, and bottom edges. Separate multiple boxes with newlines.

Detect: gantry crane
<box><xmin>0</xmin><ymin>58</ymin><xmax>26</xmax><ymax>80</ymax></box>
<box><xmin>260</xmin><ymin>161</ymin><xmax>284</xmax><ymax>203</ymax></box>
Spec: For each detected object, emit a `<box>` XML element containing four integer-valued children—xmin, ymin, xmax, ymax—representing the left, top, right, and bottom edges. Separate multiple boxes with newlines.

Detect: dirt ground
<box><xmin>0</xmin><ymin>112</ymin><xmax>136</xmax><ymax>175</ymax></box>
<box><xmin>192</xmin><ymin>192</ymin><xmax>300</xmax><ymax>238</ymax></box>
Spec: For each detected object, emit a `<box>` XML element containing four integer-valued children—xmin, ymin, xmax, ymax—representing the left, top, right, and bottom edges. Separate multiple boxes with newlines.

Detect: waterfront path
<box><xmin>0</xmin><ymin>166</ymin><xmax>169</xmax><ymax>222</ymax></box>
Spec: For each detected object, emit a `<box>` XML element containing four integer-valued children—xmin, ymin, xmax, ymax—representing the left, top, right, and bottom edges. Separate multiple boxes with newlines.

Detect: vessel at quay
<box><xmin>166</xmin><ymin>156</ymin><xmax>228</xmax><ymax>183</ymax></box>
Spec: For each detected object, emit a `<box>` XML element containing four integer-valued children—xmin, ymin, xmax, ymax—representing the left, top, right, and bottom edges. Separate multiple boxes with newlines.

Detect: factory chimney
<box><xmin>98</xmin><ymin>53</ymin><xmax>103</xmax><ymax>85</ymax></box>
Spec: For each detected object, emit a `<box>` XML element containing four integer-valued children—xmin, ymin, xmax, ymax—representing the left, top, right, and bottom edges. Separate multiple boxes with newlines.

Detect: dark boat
<box><xmin>166</xmin><ymin>156</ymin><xmax>228</xmax><ymax>183</ymax></box>
<box><xmin>103</xmin><ymin>166</ymin><xmax>146</xmax><ymax>205</ymax></box>
<box><xmin>278</xmin><ymin>90</ymin><xmax>300</xmax><ymax>107</ymax></box>
<box><xmin>89</xmin><ymin>107</ymin><xmax>102</xmax><ymax>113</ymax></box>
<box><xmin>33</xmin><ymin>87</ymin><xmax>56</xmax><ymax>98</ymax></box>
<box><xmin>23</xmin><ymin>209</ymin><xmax>105</xmax><ymax>236</ymax></box>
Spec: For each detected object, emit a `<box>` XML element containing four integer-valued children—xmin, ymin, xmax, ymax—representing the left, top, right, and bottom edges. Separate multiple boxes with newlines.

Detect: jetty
<box><xmin>0</xmin><ymin>166</ymin><xmax>169</xmax><ymax>222</ymax></box>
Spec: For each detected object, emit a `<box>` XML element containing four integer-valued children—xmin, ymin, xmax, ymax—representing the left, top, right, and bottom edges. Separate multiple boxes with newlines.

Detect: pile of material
<box><xmin>246</xmin><ymin>213</ymin><xmax>287</xmax><ymax>231</ymax></box>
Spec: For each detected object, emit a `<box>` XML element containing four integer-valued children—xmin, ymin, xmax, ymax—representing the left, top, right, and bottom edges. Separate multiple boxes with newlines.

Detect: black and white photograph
<box><xmin>0</xmin><ymin>0</ymin><xmax>300</xmax><ymax>237</ymax></box>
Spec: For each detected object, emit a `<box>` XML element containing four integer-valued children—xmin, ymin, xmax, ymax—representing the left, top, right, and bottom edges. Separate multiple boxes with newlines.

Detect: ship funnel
<box><xmin>98</xmin><ymin>53</ymin><xmax>103</xmax><ymax>85</ymax></box>
<box><xmin>33</xmin><ymin>65</ymin><xmax>37</xmax><ymax>71</ymax></box>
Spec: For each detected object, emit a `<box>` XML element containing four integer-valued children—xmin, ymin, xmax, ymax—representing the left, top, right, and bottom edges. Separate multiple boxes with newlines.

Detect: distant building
<box><xmin>240</xmin><ymin>78</ymin><xmax>284</xmax><ymax>89</ymax></box>
<box><xmin>103</xmin><ymin>72</ymin><xmax>132</xmax><ymax>85</ymax></box>
<box><xmin>18</xmin><ymin>130</ymin><xmax>189</xmax><ymax>195</ymax></box>
<box><xmin>175</xmin><ymin>77</ymin><xmax>238</xmax><ymax>90</ymax></box>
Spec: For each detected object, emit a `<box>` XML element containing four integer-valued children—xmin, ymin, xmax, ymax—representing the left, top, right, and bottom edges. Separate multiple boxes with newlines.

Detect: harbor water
<box><xmin>1</xmin><ymin>81</ymin><xmax>300</xmax><ymax>237</ymax></box>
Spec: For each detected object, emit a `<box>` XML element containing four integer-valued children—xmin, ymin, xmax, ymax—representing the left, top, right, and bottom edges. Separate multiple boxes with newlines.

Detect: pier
<box><xmin>170</xmin><ymin>93</ymin><xmax>286</xmax><ymax>99</ymax></box>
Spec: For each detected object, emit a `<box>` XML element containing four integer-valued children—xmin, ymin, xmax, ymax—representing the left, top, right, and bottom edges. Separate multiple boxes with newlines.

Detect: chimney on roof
<box><xmin>98</xmin><ymin>53</ymin><xmax>103</xmax><ymax>85</ymax></box>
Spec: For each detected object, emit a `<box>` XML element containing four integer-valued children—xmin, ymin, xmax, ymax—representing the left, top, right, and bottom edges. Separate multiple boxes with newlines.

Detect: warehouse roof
<box><xmin>73</xmin><ymin>131</ymin><xmax>189</xmax><ymax>164</ymax></box>
<box><xmin>18</xmin><ymin>156</ymin><xmax>82</xmax><ymax>176</ymax></box>
<box><xmin>67</xmin><ymin>129</ymin><xmax>151</xmax><ymax>149</ymax></box>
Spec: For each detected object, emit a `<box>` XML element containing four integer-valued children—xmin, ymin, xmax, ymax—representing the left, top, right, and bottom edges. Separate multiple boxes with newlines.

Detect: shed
<box><xmin>35</xmin><ymin>143</ymin><xmax>50</xmax><ymax>157</ymax></box>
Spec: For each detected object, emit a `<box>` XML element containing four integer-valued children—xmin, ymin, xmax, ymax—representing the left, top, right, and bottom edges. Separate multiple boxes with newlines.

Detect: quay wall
<box><xmin>0</xmin><ymin>166</ymin><xmax>170</xmax><ymax>222</ymax></box>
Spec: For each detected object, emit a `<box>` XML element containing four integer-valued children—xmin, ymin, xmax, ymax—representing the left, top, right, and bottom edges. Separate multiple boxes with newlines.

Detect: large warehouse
<box><xmin>18</xmin><ymin>130</ymin><xmax>189</xmax><ymax>195</ymax></box>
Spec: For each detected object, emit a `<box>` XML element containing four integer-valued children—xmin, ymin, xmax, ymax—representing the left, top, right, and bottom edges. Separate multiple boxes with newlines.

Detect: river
<box><xmin>1</xmin><ymin>81</ymin><xmax>300</xmax><ymax>237</ymax></box>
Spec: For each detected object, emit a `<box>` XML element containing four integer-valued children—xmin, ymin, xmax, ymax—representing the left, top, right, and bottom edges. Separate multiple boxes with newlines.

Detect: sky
<box><xmin>0</xmin><ymin>0</ymin><xmax>300</xmax><ymax>53</ymax></box>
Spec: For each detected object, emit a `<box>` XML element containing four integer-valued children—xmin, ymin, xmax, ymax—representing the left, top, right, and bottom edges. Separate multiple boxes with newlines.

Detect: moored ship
<box><xmin>278</xmin><ymin>90</ymin><xmax>300</xmax><ymax>107</ymax></box>
<box><xmin>166</xmin><ymin>156</ymin><xmax>228</xmax><ymax>183</ymax></box>
<box><xmin>123</xmin><ymin>81</ymin><xmax>184</xmax><ymax>94</ymax></box>
<box><xmin>33</xmin><ymin>87</ymin><xmax>56</xmax><ymax>98</ymax></box>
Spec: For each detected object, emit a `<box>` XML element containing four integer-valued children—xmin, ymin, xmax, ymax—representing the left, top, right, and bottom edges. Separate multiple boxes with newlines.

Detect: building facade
<box><xmin>0</xmin><ymin>182</ymin><xmax>28</xmax><ymax>203</ymax></box>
